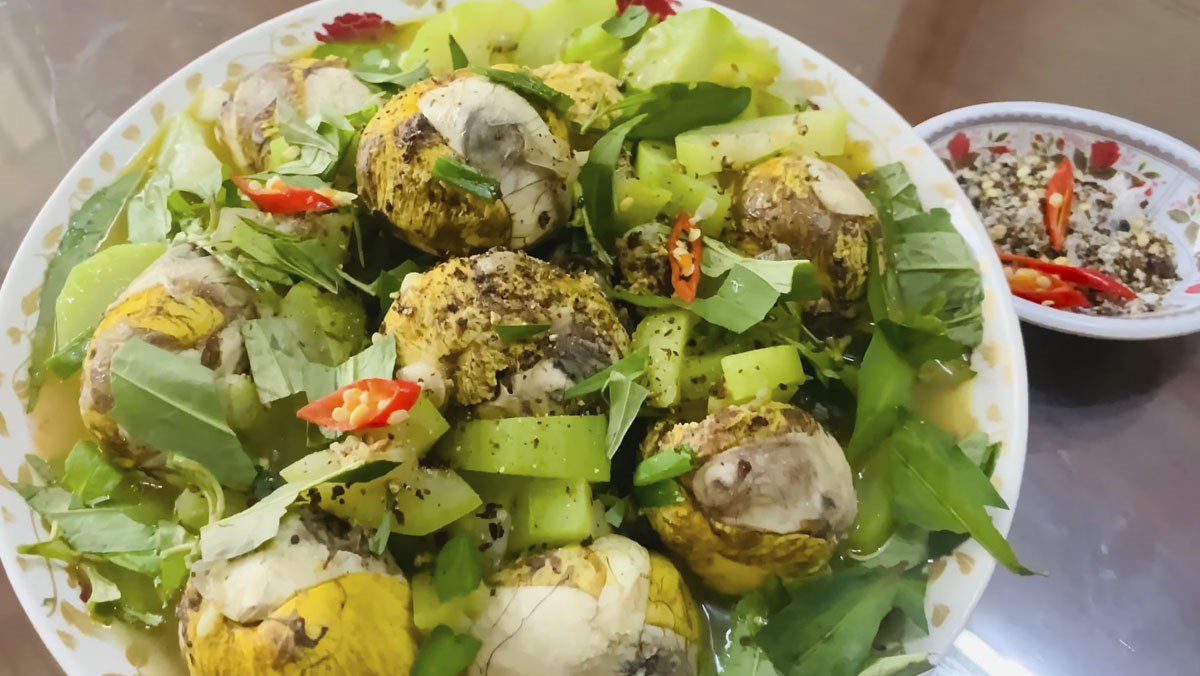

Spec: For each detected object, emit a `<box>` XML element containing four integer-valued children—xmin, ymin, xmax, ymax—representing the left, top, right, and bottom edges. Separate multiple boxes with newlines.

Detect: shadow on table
<box><xmin>1020</xmin><ymin>324</ymin><xmax>1199</xmax><ymax>408</ymax></box>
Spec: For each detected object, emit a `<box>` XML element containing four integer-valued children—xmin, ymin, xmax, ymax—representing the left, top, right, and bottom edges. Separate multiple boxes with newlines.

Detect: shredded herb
<box><xmin>471</xmin><ymin>66</ymin><xmax>574</xmax><ymax>114</ymax></box>
<box><xmin>448</xmin><ymin>34</ymin><xmax>469</xmax><ymax>69</ymax></box>
<box><xmin>412</xmin><ymin>625</ymin><xmax>482</xmax><ymax>676</ymax></box>
<box><xmin>432</xmin><ymin>156</ymin><xmax>500</xmax><ymax>200</ymax></box>
<box><xmin>494</xmin><ymin>323</ymin><xmax>551</xmax><ymax>344</ymax></box>
<box><xmin>434</xmin><ymin>534</ymin><xmax>485</xmax><ymax>601</ymax></box>
<box><xmin>632</xmin><ymin>445</ymin><xmax>695</xmax><ymax>486</ymax></box>
<box><xmin>602</xmin><ymin>5</ymin><xmax>650</xmax><ymax>38</ymax></box>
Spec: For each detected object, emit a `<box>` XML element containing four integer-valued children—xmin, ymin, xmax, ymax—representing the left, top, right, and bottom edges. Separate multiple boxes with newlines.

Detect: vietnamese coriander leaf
<box><xmin>718</xmin><ymin>587</ymin><xmax>783</xmax><ymax>676</ymax></box>
<box><xmin>372</xmin><ymin>259</ymin><xmax>423</xmax><ymax>313</ymax></box>
<box><xmin>63</xmin><ymin>441</ymin><xmax>122</xmax><ymax>506</ymax></box>
<box><xmin>602</xmin><ymin>5</ymin><xmax>650</xmax><ymax>38</ymax></box>
<box><xmin>564</xmin><ymin>347</ymin><xmax>649</xmax><ymax>398</ymax></box>
<box><xmin>45</xmin><ymin>509</ymin><xmax>157</xmax><ymax>554</ymax></box>
<box><xmin>448</xmin><ymin>35</ymin><xmax>469</xmax><ymax>70</ymax></box>
<box><xmin>109</xmin><ymin>338</ymin><xmax>257</xmax><ymax>490</ymax></box>
<box><xmin>199</xmin><ymin>459</ymin><xmax>370</xmax><ymax>562</ymax></box>
<box><xmin>412</xmin><ymin>625</ymin><xmax>482</xmax><ymax>676</ymax></box>
<box><xmin>886</xmin><ymin>417</ymin><xmax>1032</xmax><ymax>575</ymax></box>
<box><xmin>959</xmin><ymin>430</ymin><xmax>1002</xmax><ymax>477</ymax></box>
<box><xmin>471</xmin><ymin>66</ymin><xmax>573</xmax><ymax>114</ymax></box>
<box><xmin>435</xmin><ymin>534</ymin><xmax>485</xmax><ymax>601</ymax></box>
<box><xmin>370</xmin><ymin>513</ymin><xmax>393</xmax><ymax>556</ymax></box>
<box><xmin>846</xmin><ymin>327</ymin><xmax>914</xmax><ymax>462</ymax></box>
<box><xmin>632</xmin><ymin>445</ymin><xmax>694</xmax><ymax>486</ymax></box>
<box><xmin>604</xmin><ymin>371</ymin><xmax>648</xmax><ymax>459</ymax></box>
<box><xmin>355</xmin><ymin>62</ymin><xmax>431</xmax><ymax>88</ymax></box>
<box><xmin>432</xmin><ymin>156</ymin><xmax>500</xmax><ymax>200</ymax></box>
<box><xmin>241</xmin><ymin>318</ymin><xmax>313</xmax><ymax>404</ymax></box>
<box><xmin>580</xmin><ymin>114</ymin><xmax>645</xmax><ymax>253</ymax></box>
<box><xmin>28</xmin><ymin>165</ymin><xmax>146</xmax><ymax>411</ymax></box>
<box><xmin>230</xmin><ymin>219</ymin><xmax>341</xmax><ymax>292</ymax></box>
<box><xmin>758</xmin><ymin>568</ymin><xmax>908</xmax><ymax>676</ymax></box>
<box><xmin>45</xmin><ymin>328</ymin><xmax>93</xmax><ymax>379</ymax></box>
<box><xmin>615</xmin><ymin>83</ymin><xmax>751</xmax><ymax>140</ymax></box>
<box><xmin>494</xmin><ymin>323</ymin><xmax>550</xmax><ymax>344</ymax></box>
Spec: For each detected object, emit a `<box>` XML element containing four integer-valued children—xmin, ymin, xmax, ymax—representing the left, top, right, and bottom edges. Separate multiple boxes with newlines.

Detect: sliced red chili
<box><xmin>1043</xmin><ymin>158</ymin><xmax>1074</xmax><ymax>251</ymax></box>
<box><xmin>1005</xmin><ymin>266</ymin><xmax>1091</xmax><ymax>309</ymax></box>
<box><xmin>997</xmin><ymin>252</ymin><xmax>1136</xmax><ymax>300</ymax></box>
<box><xmin>618</xmin><ymin>0</ymin><xmax>679</xmax><ymax>19</ymax></box>
<box><xmin>666</xmin><ymin>213</ymin><xmax>703</xmax><ymax>302</ymax></box>
<box><xmin>1089</xmin><ymin>141</ymin><xmax>1120</xmax><ymax>169</ymax></box>
<box><xmin>297</xmin><ymin>379</ymin><xmax>422</xmax><ymax>431</ymax></box>
<box><xmin>232</xmin><ymin>176</ymin><xmax>337</xmax><ymax>215</ymax></box>
<box><xmin>315</xmin><ymin>12</ymin><xmax>394</xmax><ymax>43</ymax></box>
<box><xmin>947</xmin><ymin>132</ymin><xmax>971</xmax><ymax>161</ymax></box>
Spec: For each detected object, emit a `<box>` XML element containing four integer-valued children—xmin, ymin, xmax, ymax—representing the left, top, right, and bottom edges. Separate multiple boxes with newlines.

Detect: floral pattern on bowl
<box><xmin>917</xmin><ymin>101</ymin><xmax>1200</xmax><ymax>340</ymax></box>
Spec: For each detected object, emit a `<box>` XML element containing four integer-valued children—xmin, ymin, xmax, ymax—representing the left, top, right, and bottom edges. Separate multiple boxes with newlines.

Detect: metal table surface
<box><xmin>1</xmin><ymin>1</ymin><xmax>1199</xmax><ymax>674</ymax></box>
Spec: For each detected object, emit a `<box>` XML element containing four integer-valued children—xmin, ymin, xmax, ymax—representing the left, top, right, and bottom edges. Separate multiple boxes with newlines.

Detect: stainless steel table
<box><xmin>2</xmin><ymin>1</ymin><xmax>1199</xmax><ymax>674</ymax></box>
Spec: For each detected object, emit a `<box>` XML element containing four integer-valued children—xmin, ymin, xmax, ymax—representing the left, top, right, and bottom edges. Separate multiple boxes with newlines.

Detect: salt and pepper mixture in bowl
<box><xmin>8</xmin><ymin>1</ymin><xmax>1030</xmax><ymax>675</ymax></box>
<box><xmin>946</xmin><ymin>131</ymin><xmax>1179</xmax><ymax>314</ymax></box>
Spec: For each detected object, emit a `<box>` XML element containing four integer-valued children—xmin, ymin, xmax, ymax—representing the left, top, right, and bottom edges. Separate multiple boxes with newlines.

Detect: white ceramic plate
<box><xmin>0</xmin><ymin>1</ymin><xmax>1029</xmax><ymax>673</ymax></box>
<box><xmin>917</xmin><ymin>101</ymin><xmax>1200</xmax><ymax>340</ymax></box>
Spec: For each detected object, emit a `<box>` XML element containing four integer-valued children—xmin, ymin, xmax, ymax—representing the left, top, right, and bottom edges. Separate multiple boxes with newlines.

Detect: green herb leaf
<box><xmin>355</xmin><ymin>62</ymin><xmax>431</xmax><ymax>87</ymax></box>
<box><xmin>632</xmin><ymin>445</ymin><xmax>694</xmax><ymax>486</ymax></box>
<box><xmin>240</xmin><ymin>318</ymin><xmax>312</xmax><ymax>404</ymax></box>
<box><xmin>688</xmin><ymin>264</ymin><xmax>782</xmax><ymax>333</ymax></box>
<box><xmin>846</xmin><ymin>524</ymin><xmax>928</xmax><ymax>571</ymax></box>
<box><xmin>371</xmin><ymin>260</ymin><xmax>423</xmax><ymax>313</ymax></box>
<box><xmin>579</xmin><ymin>114</ymin><xmax>646</xmax><ymax>253</ymax></box>
<box><xmin>45</xmin><ymin>328</ymin><xmax>93</xmax><ymax>379</ymax></box>
<box><xmin>28</xmin><ymin>166</ymin><xmax>146</xmax><ymax>411</ymax></box>
<box><xmin>435</xmin><ymin>534</ymin><xmax>485</xmax><ymax>601</ymax></box>
<box><xmin>199</xmin><ymin>459</ymin><xmax>371</xmax><ymax>562</ymax></box>
<box><xmin>46</xmin><ymin>509</ymin><xmax>157</xmax><ymax>554</ymax></box>
<box><xmin>604</xmin><ymin>371</ymin><xmax>648</xmax><ymax>459</ymax></box>
<box><xmin>958</xmin><ymin>430</ymin><xmax>1001</xmax><ymax>477</ymax></box>
<box><xmin>858</xmin><ymin>653</ymin><xmax>933</xmax><ymax>676</ymax></box>
<box><xmin>846</xmin><ymin>329</ymin><xmax>914</xmax><ymax>461</ymax></box>
<box><xmin>564</xmin><ymin>347</ymin><xmax>649</xmax><ymax>398</ymax></box>
<box><xmin>886</xmin><ymin>417</ymin><xmax>1032</xmax><ymax>575</ymax></box>
<box><xmin>369</xmin><ymin>513</ymin><xmax>392</xmax><ymax>556</ymax></box>
<box><xmin>230</xmin><ymin>220</ymin><xmax>341</xmax><ymax>292</ymax></box>
<box><xmin>471</xmin><ymin>66</ymin><xmax>574</xmax><ymax>114</ymax></box>
<box><xmin>864</xmin><ymin>163</ymin><xmax>984</xmax><ymax>349</ymax></box>
<box><xmin>108</xmin><ymin>339</ymin><xmax>257</xmax><ymax>490</ymax></box>
<box><xmin>432</xmin><ymin>156</ymin><xmax>500</xmax><ymax>199</ymax></box>
<box><xmin>167</xmin><ymin>455</ymin><xmax>226</xmax><ymax>527</ymax></box>
<box><xmin>759</xmin><ymin>568</ymin><xmax>908</xmax><ymax>676</ymax></box>
<box><xmin>702</xmin><ymin>238</ymin><xmax>822</xmax><ymax>299</ymax></box>
<box><xmin>448</xmin><ymin>35</ymin><xmax>469</xmax><ymax>70</ymax></box>
<box><xmin>602</xmin><ymin>5</ymin><xmax>650</xmax><ymax>38</ymax></box>
<box><xmin>412</xmin><ymin>625</ymin><xmax>482</xmax><ymax>676</ymax></box>
<box><xmin>494</xmin><ymin>323</ymin><xmax>551</xmax><ymax>344</ymax></box>
<box><xmin>616</xmin><ymin>83</ymin><xmax>752</xmax><ymax>140</ymax></box>
<box><xmin>717</xmin><ymin>587</ymin><xmax>785</xmax><ymax>676</ymax></box>
<box><xmin>63</xmin><ymin>441</ymin><xmax>122</xmax><ymax>506</ymax></box>
<box><xmin>633</xmin><ymin>480</ymin><xmax>685</xmax><ymax>508</ymax></box>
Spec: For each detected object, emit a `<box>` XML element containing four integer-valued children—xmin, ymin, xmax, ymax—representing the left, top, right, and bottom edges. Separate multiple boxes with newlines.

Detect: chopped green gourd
<box><xmin>635</xmin><ymin>141</ymin><xmax>731</xmax><ymax>235</ymax></box>
<box><xmin>560</xmin><ymin>23</ymin><xmax>625</xmax><ymax>76</ymax></box>
<box><xmin>320</xmin><ymin>467</ymin><xmax>481</xmax><ymax>536</ymax></box>
<box><xmin>411</xmin><ymin>570</ymin><xmax>489</xmax><ymax>634</ymax></box>
<box><xmin>400</xmin><ymin>0</ymin><xmax>532</xmax><ymax>74</ymax></box>
<box><xmin>437</xmin><ymin>415</ymin><xmax>610</xmax><ymax>481</ymax></box>
<box><xmin>460</xmin><ymin>472</ymin><xmax>599</xmax><ymax>552</ymax></box>
<box><xmin>507</xmin><ymin>478</ymin><xmax>595</xmax><ymax>550</ymax></box>
<box><xmin>54</xmin><ymin>242</ymin><xmax>167</xmax><ymax>347</ymax></box>
<box><xmin>280</xmin><ymin>282</ymin><xmax>367</xmax><ymax>365</ymax></box>
<box><xmin>621</xmin><ymin>8</ymin><xmax>780</xmax><ymax>90</ymax></box>
<box><xmin>514</xmin><ymin>0</ymin><xmax>615</xmax><ymax>67</ymax></box>
<box><xmin>631</xmin><ymin>310</ymin><xmax>697</xmax><ymax>408</ymax></box>
<box><xmin>675</xmin><ymin>109</ymin><xmax>849</xmax><ymax>175</ymax></box>
<box><xmin>721</xmin><ymin>345</ymin><xmax>806</xmax><ymax>402</ymax></box>
<box><xmin>614</xmin><ymin>174</ymin><xmax>672</xmax><ymax>231</ymax></box>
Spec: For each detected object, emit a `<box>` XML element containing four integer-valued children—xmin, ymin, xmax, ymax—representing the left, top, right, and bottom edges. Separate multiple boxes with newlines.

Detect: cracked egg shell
<box><xmin>382</xmin><ymin>250</ymin><xmax>629</xmax><ymax>413</ymax></box>
<box><xmin>179</xmin><ymin>514</ymin><xmax>419</xmax><ymax>676</ymax></box>
<box><xmin>733</xmin><ymin>154</ymin><xmax>875</xmax><ymax>302</ymax></box>
<box><xmin>642</xmin><ymin>401</ymin><xmax>857</xmax><ymax>595</ymax></box>
<box><xmin>80</xmin><ymin>245</ymin><xmax>255</xmax><ymax>466</ymax></box>
<box><xmin>356</xmin><ymin>70</ymin><xmax>576</xmax><ymax>256</ymax></box>
<box><xmin>470</xmin><ymin>534</ymin><xmax>702</xmax><ymax>676</ymax></box>
<box><xmin>217</xmin><ymin>58</ymin><xmax>374</xmax><ymax>172</ymax></box>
